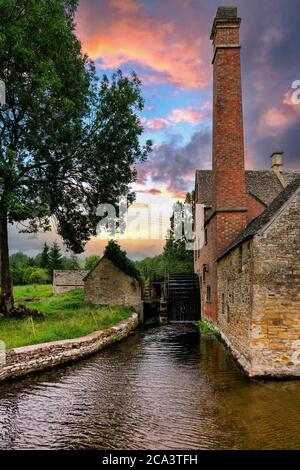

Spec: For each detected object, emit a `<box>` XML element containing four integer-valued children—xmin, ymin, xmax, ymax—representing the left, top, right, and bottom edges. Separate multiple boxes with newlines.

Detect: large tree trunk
<box><xmin>0</xmin><ymin>208</ymin><xmax>14</xmax><ymax>315</ymax></box>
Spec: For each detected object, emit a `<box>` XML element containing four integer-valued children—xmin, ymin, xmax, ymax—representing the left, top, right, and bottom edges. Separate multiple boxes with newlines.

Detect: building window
<box><xmin>206</xmin><ymin>285</ymin><xmax>211</xmax><ymax>304</ymax></box>
<box><xmin>204</xmin><ymin>228</ymin><xmax>208</xmax><ymax>245</ymax></box>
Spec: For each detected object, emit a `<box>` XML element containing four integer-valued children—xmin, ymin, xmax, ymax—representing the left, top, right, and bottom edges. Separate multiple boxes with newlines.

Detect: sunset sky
<box><xmin>9</xmin><ymin>0</ymin><xmax>300</xmax><ymax>260</ymax></box>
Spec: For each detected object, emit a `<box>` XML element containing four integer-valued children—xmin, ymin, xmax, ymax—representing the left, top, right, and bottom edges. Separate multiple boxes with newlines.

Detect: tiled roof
<box><xmin>218</xmin><ymin>175</ymin><xmax>300</xmax><ymax>259</ymax></box>
<box><xmin>195</xmin><ymin>169</ymin><xmax>300</xmax><ymax>207</ymax></box>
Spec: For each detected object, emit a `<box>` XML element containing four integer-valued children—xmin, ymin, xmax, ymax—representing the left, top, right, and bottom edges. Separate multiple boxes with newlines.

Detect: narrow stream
<box><xmin>0</xmin><ymin>325</ymin><xmax>300</xmax><ymax>450</ymax></box>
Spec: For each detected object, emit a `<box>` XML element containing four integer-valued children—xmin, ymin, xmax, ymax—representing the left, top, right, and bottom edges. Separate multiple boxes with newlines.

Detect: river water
<box><xmin>0</xmin><ymin>325</ymin><xmax>299</xmax><ymax>450</ymax></box>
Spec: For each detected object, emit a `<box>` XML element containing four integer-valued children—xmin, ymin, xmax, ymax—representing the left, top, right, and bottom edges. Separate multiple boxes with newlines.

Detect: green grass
<box><xmin>13</xmin><ymin>284</ymin><xmax>52</xmax><ymax>300</ymax></box>
<box><xmin>0</xmin><ymin>288</ymin><xmax>133</xmax><ymax>349</ymax></box>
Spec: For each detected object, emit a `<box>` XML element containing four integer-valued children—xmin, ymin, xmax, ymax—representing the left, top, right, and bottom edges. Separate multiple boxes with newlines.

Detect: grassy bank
<box><xmin>14</xmin><ymin>284</ymin><xmax>52</xmax><ymax>300</ymax></box>
<box><xmin>0</xmin><ymin>288</ymin><xmax>133</xmax><ymax>349</ymax></box>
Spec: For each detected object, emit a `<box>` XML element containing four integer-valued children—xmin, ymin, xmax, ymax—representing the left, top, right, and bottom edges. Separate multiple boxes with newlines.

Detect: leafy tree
<box><xmin>22</xmin><ymin>266</ymin><xmax>50</xmax><ymax>285</ymax></box>
<box><xmin>163</xmin><ymin>192</ymin><xmax>194</xmax><ymax>271</ymax></box>
<box><xmin>85</xmin><ymin>255</ymin><xmax>101</xmax><ymax>271</ymax></box>
<box><xmin>135</xmin><ymin>192</ymin><xmax>195</xmax><ymax>281</ymax></box>
<box><xmin>61</xmin><ymin>254</ymin><xmax>80</xmax><ymax>270</ymax></box>
<box><xmin>10</xmin><ymin>252</ymin><xmax>30</xmax><ymax>267</ymax></box>
<box><xmin>10</xmin><ymin>252</ymin><xmax>30</xmax><ymax>285</ymax></box>
<box><xmin>0</xmin><ymin>0</ymin><xmax>151</xmax><ymax>314</ymax></box>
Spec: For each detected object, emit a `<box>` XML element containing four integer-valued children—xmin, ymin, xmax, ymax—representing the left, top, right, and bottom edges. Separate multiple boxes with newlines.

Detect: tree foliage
<box><xmin>22</xmin><ymin>266</ymin><xmax>50</xmax><ymax>285</ymax></box>
<box><xmin>40</xmin><ymin>243</ymin><xmax>50</xmax><ymax>269</ymax></box>
<box><xmin>0</xmin><ymin>0</ymin><xmax>151</xmax><ymax>313</ymax></box>
<box><xmin>163</xmin><ymin>192</ymin><xmax>194</xmax><ymax>270</ymax></box>
<box><xmin>85</xmin><ymin>255</ymin><xmax>101</xmax><ymax>271</ymax></box>
<box><xmin>48</xmin><ymin>241</ymin><xmax>63</xmax><ymax>277</ymax></box>
<box><xmin>135</xmin><ymin>193</ymin><xmax>195</xmax><ymax>280</ymax></box>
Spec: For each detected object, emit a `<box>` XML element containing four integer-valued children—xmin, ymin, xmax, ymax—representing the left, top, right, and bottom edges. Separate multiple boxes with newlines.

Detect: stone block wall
<box><xmin>217</xmin><ymin>189</ymin><xmax>300</xmax><ymax>378</ymax></box>
<box><xmin>53</xmin><ymin>270</ymin><xmax>88</xmax><ymax>295</ymax></box>
<box><xmin>250</xmin><ymin>189</ymin><xmax>300</xmax><ymax>377</ymax></box>
<box><xmin>217</xmin><ymin>239</ymin><xmax>253</xmax><ymax>372</ymax></box>
<box><xmin>0</xmin><ymin>313</ymin><xmax>138</xmax><ymax>383</ymax></box>
<box><xmin>84</xmin><ymin>257</ymin><xmax>142</xmax><ymax>312</ymax></box>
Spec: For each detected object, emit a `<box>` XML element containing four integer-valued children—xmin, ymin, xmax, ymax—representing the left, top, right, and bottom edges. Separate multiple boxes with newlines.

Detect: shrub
<box><xmin>195</xmin><ymin>320</ymin><xmax>219</xmax><ymax>336</ymax></box>
<box><xmin>22</xmin><ymin>267</ymin><xmax>50</xmax><ymax>285</ymax></box>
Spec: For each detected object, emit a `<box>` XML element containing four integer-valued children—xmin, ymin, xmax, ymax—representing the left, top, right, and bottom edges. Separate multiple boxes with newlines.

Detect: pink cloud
<box><xmin>262</xmin><ymin>107</ymin><xmax>290</xmax><ymax>130</ymax></box>
<box><xmin>142</xmin><ymin>117</ymin><xmax>169</xmax><ymax>131</ymax></box>
<box><xmin>76</xmin><ymin>0</ymin><xmax>209</xmax><ymax>89</ymax></box>
<box><xmin>259</xmin><ymin>90</ymin><xmax>300</xmax><ymax>136</ymax></box>
<box><xmin>142</xmin><ymin>106</ymin><xmax>207</xmax><ymax>132</ymax></box>
<box><xmin>168</xmin><ymin>108</ymin><xmax>205</xmax><ymax>124</ymax></box>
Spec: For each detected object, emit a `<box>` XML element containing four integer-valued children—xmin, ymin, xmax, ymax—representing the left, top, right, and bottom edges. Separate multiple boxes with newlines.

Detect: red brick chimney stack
<box><xmin>211</xmin><ymin>6</ymin><xmax>247</xmax><ymax>255</ymax></box>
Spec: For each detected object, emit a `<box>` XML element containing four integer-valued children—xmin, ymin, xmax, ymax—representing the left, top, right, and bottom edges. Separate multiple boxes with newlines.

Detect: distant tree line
<box><xmin>10</xmin><ymin>242</ymin><xmax>101</xmax><ymax>286</ymax></box>
<box><xmin>11</xmin><ymin>189</ymin><xmax>195</xmax><ymax>287</ymax></box>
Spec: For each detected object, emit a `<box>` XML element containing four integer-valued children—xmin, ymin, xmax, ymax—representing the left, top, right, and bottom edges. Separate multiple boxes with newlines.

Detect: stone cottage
<box><xmin>84</xmin><ymin>256</ymin><xmax>142</xmax><ymax>313</ymax></box>
<box><xmin>53</xmin><ymin>270</ymin><xmax>88</xmax><ymax>294</ymax></box>
<box><xmin>194</xmin><ymin>7</ymin><xmax>300</xmax><ymax>377</ymax></box>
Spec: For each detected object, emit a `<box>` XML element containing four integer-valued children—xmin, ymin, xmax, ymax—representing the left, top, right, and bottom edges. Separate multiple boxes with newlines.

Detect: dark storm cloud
<box><xmin>237</xmin><ymin>0</ymin><xmax>300</xmax><ymax>168</ymax></box>
<box><xmin>137</xmin><ymin>128</ymin><xmax>211</xmax><ymax>196</ymax></box>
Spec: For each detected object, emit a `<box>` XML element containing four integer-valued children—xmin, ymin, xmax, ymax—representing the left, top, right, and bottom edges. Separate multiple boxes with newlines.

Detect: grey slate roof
<box><xmin>282</xmin><ymin>171</ymin><xmax>300</xmax><ymax>185</ymax></box>
<box><xmin>195</xmin><ymin>169</ymin><xmax>300</xmax><ymax>207</ymax></box>
<box><xmin>218</xmin><ymin>175</ymin><xmax>300</xmax><ymax>259</ymax></box>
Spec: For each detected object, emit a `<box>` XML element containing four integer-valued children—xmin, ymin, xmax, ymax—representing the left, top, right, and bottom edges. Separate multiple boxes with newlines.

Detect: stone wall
<box><xmin>0</xmin><ymin>313</ymin><xmax>138</xmax><ymax>383</ymax></box>
<box><xmin>217</xmin><ymin>189</ymin><xmax>300</xmax><ymax>378</ymax></box>
<box><xmin>84</xmin><ymin>257</ymin><xmax>142</xmax><ymax>313</ymax></box>
<box><xmin>217</xmin><ymin>239</ymin><xmax>253</xmax><ymax>372</ymax></box>
<box><xmin>250</xmin><ymin>189</ymin><xmax>300</xmax><ymax>377</ymax></box>
<box><xmin>53</xmin><ymin>270</ymin><xmax>88</xmax><ymax>295</ymax></box>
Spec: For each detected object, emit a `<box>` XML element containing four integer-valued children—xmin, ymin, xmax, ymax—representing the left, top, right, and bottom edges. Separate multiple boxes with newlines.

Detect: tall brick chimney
<box><xmin>211</xmin><ymin>6</ymin><xmax>247</xmax><ymax>255</ymax></box>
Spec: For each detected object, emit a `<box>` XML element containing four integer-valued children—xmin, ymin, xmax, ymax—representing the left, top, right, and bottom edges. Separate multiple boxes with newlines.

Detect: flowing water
<box><xmin>0</xmin><ymin>325</ymin><xmax>300</xmax><ymax>450</ymax></box>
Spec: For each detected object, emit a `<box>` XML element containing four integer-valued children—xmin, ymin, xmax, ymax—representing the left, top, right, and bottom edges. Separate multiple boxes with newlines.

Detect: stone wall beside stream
<box><xmin>0</xmin><ymin>313</ymin><xmax>138</xmax><ymax>383</ymax></box>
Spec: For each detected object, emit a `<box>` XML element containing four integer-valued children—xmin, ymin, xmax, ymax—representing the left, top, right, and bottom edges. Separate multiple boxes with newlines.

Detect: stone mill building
<box><xmin>194</xmin><ymin>7</ymin><xmax>300</xmax><ymax>377</ymax></box>
<box><xmin>84</xmin><ymin>256</ymin><xmax>142</xmax><ymax>314</ymax></box>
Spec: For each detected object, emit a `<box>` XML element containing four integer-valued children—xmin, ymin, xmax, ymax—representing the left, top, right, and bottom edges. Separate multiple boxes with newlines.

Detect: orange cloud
<box><xmin>85</xmin><ymin>236</ymin><xmax>165</xmax><ymax>259</ymax></box>
<box><xmin>77</xmin><ymin>1</ymin><xmax>209</xmax><ymax>89</ymax></box>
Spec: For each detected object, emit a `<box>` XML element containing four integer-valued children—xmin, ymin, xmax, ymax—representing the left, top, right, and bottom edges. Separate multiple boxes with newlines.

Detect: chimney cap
<box><xmin>216</xmin><ymin>6</ymin><xmax>238</xmax><ymax>19</ymax></box>
<box><xmin>210</xmin><ymin>6</ymin><xmax>241</xmax><ymax>40</ymax></box>
<box><xmin>270</xmin><ymin>151</ymin><xmax>284</xmax><ymax>158</ymax></box>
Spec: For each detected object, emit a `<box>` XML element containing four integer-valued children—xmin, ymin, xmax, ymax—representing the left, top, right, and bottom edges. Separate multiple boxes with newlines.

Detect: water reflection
<box><xmin>0</xmin><ymin>325</ymin><xmax>299</xmax><ymax>450</ymax></box>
